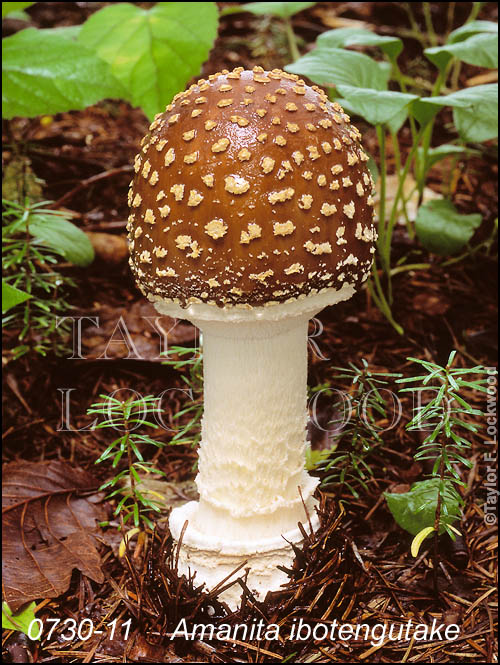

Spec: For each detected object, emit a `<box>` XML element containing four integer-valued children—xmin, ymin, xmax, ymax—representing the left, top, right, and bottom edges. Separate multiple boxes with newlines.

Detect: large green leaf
<box><xmin>453</xmin><ymin>32</ymin><xmax>498</xmax><ymax>67</ymax></box>
<box><xmin>386</xmin><ymin>106</ymin><xmax>410</xmax><ymax>134</ymax></box>
<box><xmin>2</xmin><ymin>2</ymin><xmax>34</xmax><ymax>18</ymax></box>
<box><xmin>425</xmin><ymin>32</ymin><xmax>498</xmax><ymax>71</ymax></box>
<box><xmin>420</xmin><ymin>84</ymin><xmax>498</xmax><ymax>143</ymax></box>
<box><xmin>78</xmin><ymin>2</ymin><xmax>218</xmax><ymax>121</ymax></box>
<box><xmin>336</xmin><ymin>85</ymin><xmax>417</xmax><ymax>127</ymax></box>
<box><xmin>240</xmin><ymin>2</ymin><xmax>316</xmax><ymax>18</ymax></box>
<box><xmin>385</xmin><ymin>478</ymin><xmax>462</xmax><ymax>536</ymax></box>
<box><xmin>317</xmin><ymin>27</ymin><xmax>403</xmax><ymax>61</ymax></box>
<box><xmin>448</xmin><ymin>19</ymin><xmax>498</xmax><ymax>44</ymax></box>
<box><xmin>415</xmin><ymin>198</ymin><xmax>482</xmax><ymax>255</ymax></box>
<box><xmin>50</xmin><ymin>25</ymin><xmax>82</xmax><ymax>40</ymax></box>
<box><xmin>28</xmin><ymin>214</ymin><xmax>95</xmax><ymax>267</ymax></box>
<box><xmin>2</xmin><ymin>28</ymin><xmax>127</xmax><ymax>118</ymax></box>
<box><xmin>285</xmin><ymin>47</ymin><xmax>390</xmax><ymax>90</ymax></box>
<box><xmin>2</xmin><ymin>281</ymin><xmax>31</xmax><ymax>313</ymax></box>
<box><xmin>452</xmin><ymin>85</ymin><xmax>498</xmax><ymax>142</ymax></box>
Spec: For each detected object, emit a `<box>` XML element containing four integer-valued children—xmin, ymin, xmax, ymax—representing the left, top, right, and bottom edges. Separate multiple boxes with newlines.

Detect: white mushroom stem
<box><xmin>191</xmin><ymin>315</ymin><xmax>318</xmax><ymax>541</ymax></box>
<box><xmin>152</xmin><ymin>284</ymin><xmax>355</xmax><ymax>607</ymax></box>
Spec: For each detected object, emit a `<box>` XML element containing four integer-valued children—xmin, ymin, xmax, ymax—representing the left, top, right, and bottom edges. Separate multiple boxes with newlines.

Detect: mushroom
<box><xmin>127</xmin><ymin>66</ymin><xmax>376</xmax><ymax>608</ymax></box>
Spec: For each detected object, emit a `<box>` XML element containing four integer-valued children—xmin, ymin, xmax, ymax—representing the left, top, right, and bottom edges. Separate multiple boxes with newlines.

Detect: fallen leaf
<box><xmin>386</xmin><ymin>482</ymin><xmax>411</xmax><ymax>494</ymax></box>
<box><xmin>374</xmin><ymin>174</ymin><xmax>441</xmax><ymax>226</ymax></box>
<box><xmin>2</xmin><ymin>461</ymin><xmax>105</xmax><ymax>612</ymax></box>
<box><xmin>312</xmin><ymin>6</ymin><xmax>372</xmax><ymax>30</ymax></box>
<box><xmin>412</xmin><ymin>292</ymin><xmax>450</xmax><ymax>316</ymax></box>
<box><xmin>128</xmin><ymin>633</ymin><xmax>170</xmax><ymax>662</ymax></box>
<box><xmin>399</xmin><ymin>461</ymin><xmax>423</xmax><ymax>483</ymax></box>
<box><xmin>85</xmin><ymin>231</ymin><xmax>129</xmax><ymax>264</ymax></box>
<box><xmin>81</xmin><ymin>300</ymin><xmax>197</xmax><ymax>361</ymax></box>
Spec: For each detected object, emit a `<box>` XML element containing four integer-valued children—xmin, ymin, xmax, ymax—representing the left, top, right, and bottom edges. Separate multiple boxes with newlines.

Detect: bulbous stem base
<box><xmin>170</xmin><ymin>499</ymin><xmax>319</xmax><ymax>608</ymax></box>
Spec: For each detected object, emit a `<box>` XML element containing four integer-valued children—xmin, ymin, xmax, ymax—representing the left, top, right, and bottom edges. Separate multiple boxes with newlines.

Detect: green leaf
<box><xmin>240</xmin><ymin>2</ymin><xmax>316</xmax><ymax>18</ymax></box>
<box><xmin>335</xmin><ymin>85</ymin><xmax>417</xmax><ymax>126</ymax></box>
<box><xmin>452</xmin><ymin>32</ymin><xmax>498</xmax><ymax>68</ymax></box>
<box><xmin>2</xmin><ymin>281</ymin><xmax>31</xmax><ymax>312</ymax></box>
<box><xmin>386</xmin><ymin>106</ymin><xmax>410</xmax><ymax>134</ymax></box>
<box><xmin>448</xmin><ymin>19</ymin><xmax>498</xmax><ymax>44</ymax></box>
<box><xmin>452</xmin><ymin>85</ymin><xmax>498</xmax><ymax>143</ymax></box>
<box><xmin>78</xmin><ymin>2</ymin><xmax>218</xmax><ymax>121</ymax></box>
<box><xmin>420</xmin><ymin>84</ymin><xmax>498</xmax><ymax>142</ymax></box>
<box><xmin>410</xmin><ymin>98</ymin><xmax>441</xmax><ymax>128</ymax></box>
<box><xmin>415</xmin><ymin>199</ymin><xmax>482</xmax><ymax>256</ymax></box>
<box><xmin>3</xmin><ymin>10</ymin><xmax>31</xmax><ymax>21</ymax></box>
<box><xmin>317</xmin><ymin>27</ymin><xmax>403</xmax><ymax>61</ymax></box>
<box><xmin>2</xmin><ymin>601</ymin><xmax>38</xmax><ymax>638</ymax></box>
<box><xmin>2</xmin><ymin>2</ymin><xmax>34</xmax><ymax>18</ymax></box>
<box><xmin>28</xmin><ymin>214</ymin><xmax>95</xmax><ymax>266</ymax></box>
<box><xmin>424</xmin><ymin>46</ymin><xmax>454</xmax><ymax>72</ymax></box>
<box><xmin>50</xmin><ymin>25</ymin><xmax>82</xmax><ymax>40</ymax></box>
<box><xmin>2</xmin><ymin>27</ymin><xmax>127</xmax><ymax>118</ymax></box>
<box><xmin>385</xmin><ymin>478</ymin><xmax>462</xmax><ymax>536</ymax></box>
<box><xmin>425</xmin><ymin>33</ymin><xmax>498</xmax><ymax>71</ymax></box>
<box><xmin>286</xmin><ymin>47</ymin><xmax>390</xmax><ymax>90</ymax></box>
<box><xmin>418</xmin><ymin>143</ymin><xmax>468</xmax><ymax>171</ymax></box>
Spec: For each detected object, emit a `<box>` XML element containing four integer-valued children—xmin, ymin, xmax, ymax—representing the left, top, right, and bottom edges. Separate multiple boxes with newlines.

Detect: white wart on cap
<box><xmin>128</xmin><ymin>66</ymin><xmax>376</xmax><ymax>308</ymax></box>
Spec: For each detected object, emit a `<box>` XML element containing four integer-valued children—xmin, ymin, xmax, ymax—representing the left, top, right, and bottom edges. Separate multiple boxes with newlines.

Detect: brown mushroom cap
<box><xmin>128</xmin><ymin>66</ymin><xmax>376</xmax><ymax>309</ymax></box>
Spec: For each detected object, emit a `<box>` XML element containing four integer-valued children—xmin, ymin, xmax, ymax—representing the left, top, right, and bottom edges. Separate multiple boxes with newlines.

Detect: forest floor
<box><xmin>2</xmin><ymin>2</ymin><xmax>498</xmax><ymax>662</ymax></box>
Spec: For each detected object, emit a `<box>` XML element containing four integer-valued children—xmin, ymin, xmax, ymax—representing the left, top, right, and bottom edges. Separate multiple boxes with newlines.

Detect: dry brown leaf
<box><xmin>85</xmin><ymin>232</ymin><xmax>129</xmax><ymax>264</ymax></box>
<box><xmin>81</xmin><ymin>300</ymin><xmax>196</xmax><ymax>361</ymax></box>
<box><xmin>2</xmin><ymin>461</ymin><xmax>105</xmax><ymax>612</ymax></box>
<box><xmin>374</xmin><ymin>174</ymin><xmax>441</xmax><ymax>225</ymax></box>
<box><xmin>412</xmin><ymin>292</ymin><xmax>450</xmax><ymax>316</ymax></box>
<box><xmin>312</xmin><ymin>7</ymin><xmax>372</xmax><ymax>30</ymax></box>
<box><xmin>128</xmin><ymin>633</ymin><xmax>172</xmax><ymax>662</ymax></box>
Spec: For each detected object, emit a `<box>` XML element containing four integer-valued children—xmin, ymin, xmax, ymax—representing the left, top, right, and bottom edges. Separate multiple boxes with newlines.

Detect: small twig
<box><xmin>174</xmin><ymin>519</ymin><xmax>188</xmax><ymax>572</ymax></box>
<box><xmin>49</xmin><ymin>165</ymin><xmax>133</xmax><ymax>209</ymax></box>
<box><xmin>84</xmin><ymin>220</ymin><xmax>128</xmax><ymax>231</ymax></box>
